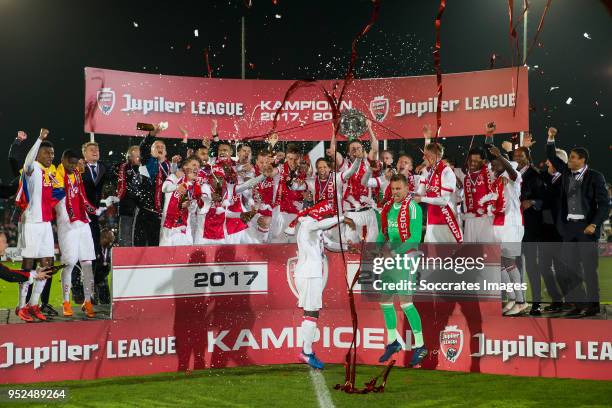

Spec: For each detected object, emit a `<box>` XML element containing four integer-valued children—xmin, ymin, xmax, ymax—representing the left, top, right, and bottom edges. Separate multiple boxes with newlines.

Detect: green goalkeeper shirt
<box><xmin>377</xmin><ymin>200</ymin><xmax>423</xmax><ymax>253</ymax></box>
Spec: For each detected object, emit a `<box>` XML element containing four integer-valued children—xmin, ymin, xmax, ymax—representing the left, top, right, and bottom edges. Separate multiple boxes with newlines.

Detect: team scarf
<box><xmin>15</xmin><ymin>171</ymin><xmax>29</xmax><ymax>211</ymax></box>
<box><xmin>287</xmin><ymin>198</ymin><xmax>338</xmax><ymax>231</ymax></box>
<box><xmin>154</xmin><ymin>160</ymin><xmax>170</xmax><ymax>213</ymax></box>
<box><xmin>253</xmin><ymin>165</ymin><xmax>276</xmax><ymax>214</ymax></box>
<box><xmin>163</xmin><ymin>178</ymin><xmax>200</xmax><ymax>229</ymax></box>
<box><xmin>426</xmin><ymin>160</ymin><xmax>463</xmax><ymax>243</ymax></box>
<box><xmin>16</xmin><ymin>164</ymin><xmax>61</xmax><ymax>222</ymax></box>
<box><xmin>489</xmin><ymin>175</ymin><xmax>507</xmax><ymax>225</ymax></box>
<box><xmin>463</xmin><ymin>164</ymin><xmax>493</xmax><ymax>216</ymax></box>
<box><xmin>273</xmin><ymin>162</ymin><xmax>306</xmax><ymax>209</ymax></box>
<box><xmin>64</xmin><ymin>170</ymin><xmax>96</xmax><ymax>223</ymax></box>
<box><xmin>213</xmin><ymin>157</ymin><xmax>237</xmax><ymax>184</ymax></box>
<box><xmin>342</xmin><ymin>159</ymin><xmax>369</xmax><ymax>208</ymax></box>
<box><xmin>116</xmin><ymin>162</ymin><xmax>128</xmax><ymax>200</ymax></box>
<box><xmin>225</xmin><ymin>184</ymin><xmax>249</xmax><ymax>234</ymax></box>
<box><xmin>203</xmin><ymin>183</ymin><xmax>245</xmax><ymax>239</ymax></box>
<box><xmin>315</xmin><ymin>173</ymin><xmax>335</xmax><ymax>202</ymax></box>
<box><xmin>380</xmin><ymin>196</ymin><xmax>412</xmax><ymax>242</ymax></box>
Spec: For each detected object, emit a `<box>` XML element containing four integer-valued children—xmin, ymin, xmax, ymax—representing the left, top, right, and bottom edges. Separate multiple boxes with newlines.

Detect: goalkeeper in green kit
<box><xmin>375</xmin><ymin>174</ymin><xmax>427</xmax><ymax>367</ymax></box>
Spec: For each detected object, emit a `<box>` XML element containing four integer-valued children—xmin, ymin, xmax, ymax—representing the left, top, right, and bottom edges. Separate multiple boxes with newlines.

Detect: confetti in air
<box><xmin>133</xmin><ymin>21</ymin><xmax>139</xmax><ymax>28</ymax></box>
<box><xmin>275</xmin><ymin>14</ymin><xmax>282</xmax><ymax>19</ymax></box>
<box><xmin>108</xmin><ymin>151</ymin><xmax>113</xmax><ymax>156</ymax></box>
<box><xmin>549</xmin><ymin>86</ymin><xmax>559</xmax><ymax>91</ymax></box>
<box><xmin>194</xmin><ymin>29</ymin><xmax>199</xmax><ymax>37</ymax></box>
<box><xmin>566</xmin><ymin>97</ymin><xmax>573</xmax><ymax>104</ymax></box>
<box><xmin>583</xmin><ymin>32</ymin><xmax>591</xmax><ymax>39</ymax></box>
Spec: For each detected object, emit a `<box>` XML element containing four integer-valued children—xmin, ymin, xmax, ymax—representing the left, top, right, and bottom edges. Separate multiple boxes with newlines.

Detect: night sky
<box><xmin>0</xmin><ymin>0</ymin><xmax>610</xmax><ymax>180</ymax></box>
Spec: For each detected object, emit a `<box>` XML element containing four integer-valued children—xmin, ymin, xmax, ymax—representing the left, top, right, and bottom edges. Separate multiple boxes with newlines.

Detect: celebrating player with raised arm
<box><xmin>413</xmin><ymin>125</ymin><xmax>463</xmax><ymax>243</ymax></box>
<box><xmin>15</xmin><ymin>128</ymin><xmax>56</xmax><ymax>322</ymax></box>
<box><xmin>486</xmin><ymin>145</ymin><xmax>526</xmax><ymax>316</ymax></box>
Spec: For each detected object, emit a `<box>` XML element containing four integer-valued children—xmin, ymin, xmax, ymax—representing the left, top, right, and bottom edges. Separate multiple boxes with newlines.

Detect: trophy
<box><xmin>338</xmin><ymin>109</ymin><xmax>367</xmax><ymax>141</ymax></box>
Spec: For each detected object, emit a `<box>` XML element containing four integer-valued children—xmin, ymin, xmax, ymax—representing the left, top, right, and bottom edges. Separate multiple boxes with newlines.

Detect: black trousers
<box><xmin>559</xmin><ymin>220</ymin><xmax>599</xmax><ymax>305</ymax></box>
<box><xmin>133</xmin><ymin>209</ymin><xmax>161</xmax><ymax>247</ymax></box>
<box><xmin>537</xmin><ymin>224</ymin><xmax>564</xmax><ymax>303</ymax></box>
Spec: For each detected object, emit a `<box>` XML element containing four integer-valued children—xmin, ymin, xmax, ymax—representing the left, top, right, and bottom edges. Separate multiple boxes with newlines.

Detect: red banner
<box><xmin>3</xmin><ymin>244</ymin><xmax>609</xmax><ymax>385</ymax></box>
<box><xmin>84</xmin><ymin>67</ymin><xmax>529</xmax><ymax>140</ymax></box>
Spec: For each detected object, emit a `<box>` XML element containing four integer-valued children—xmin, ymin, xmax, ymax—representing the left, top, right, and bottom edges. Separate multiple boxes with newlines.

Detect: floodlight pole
<box><xmin>241</xmin><ymin>16</ymin><xmax>246</xmax><ymax>80</ymax></box>
<box><xmin>520</xmin><ymin>0</ymin><xmax>528</xmax><ymax>147</ymax></box>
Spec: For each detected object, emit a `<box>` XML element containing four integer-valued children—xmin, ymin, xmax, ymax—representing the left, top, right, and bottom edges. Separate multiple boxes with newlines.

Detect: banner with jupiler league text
<box><xmin>84</xmin><ymin>66</ymin><xmax>528</xmax><ymax>140</ymax></box>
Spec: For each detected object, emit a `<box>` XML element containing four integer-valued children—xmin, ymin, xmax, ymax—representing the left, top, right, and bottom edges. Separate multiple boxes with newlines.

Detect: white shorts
<box><xmin>160</xmin><ymin>227</ymin><xmax>193</xmax><ymax>247</ymax></box>
<box><xmin>424</xmin><ymin>224</ymin><xmax>462</xmax><ymax>243</ymax></box>
<box><xmin>58</xmin><ymin>221</ymin><xmax>96</xmax><ymax>264</ymax></box>
<box><xmin>21</xmin><ymin>222</ymin><xmax>54</xmax><ymax>259</ymax></box>
<box><xmin>195</xmin><ymin>237</ymin><xmax>226</xmax><ymax>245</ymax></box>
<box><xmin>295</xmin><ymin>276</ymin><xmax>323</xmax><ymax>311</ymax></box>
<box><xmin>493</xmin><ymin>225</ymin><xmax>525</xmax><ymax>258</ymax></box>
<box><xmin>193</xmin><ymin>213</ymin><xmax>206</xmax><ymax>243</ymax></box>
<box><xmin>463</xmin><ymin>216</ymin><xmax>495</xmax><ymax>243</ymax></box>
<box><xmin>344</xmin><ymin>208</ymin><xmax>379</xmax><ymax>243</ymax></box>
<box><xmin>225</xmin><ymin>229</ymin><xmax>248</xmax><ymax>245</ymax></box>
<box><xmin>270</xmin><ymin>211</ymin><xmax>297</xmax><ymax>243</ymax></box>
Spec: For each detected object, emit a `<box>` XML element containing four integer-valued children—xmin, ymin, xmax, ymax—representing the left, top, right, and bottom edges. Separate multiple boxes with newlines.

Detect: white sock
<box><xmin>19</xmin><ymin>281</ymin><xmax>31</xmax><ymax>308</ymax></box>
<box><xmin>28</xmin><ymin>279</ymin><xmax>46</xmax><ymax>306</ymax></box>
<box><xmin>61</xmin><ymin>263</ymin><xmax>75</xmax><ymax>302</ymax></box>
<box><xmin>501</xmin><ymin>267</ymin><xmax>515</xmax><ymax>301</ymax></box>
<box><xmin>81</xmin><ymin>261</ymin><xmax>94</xmax><ymax>302</ymax></box>
<box><xmin>301</xmin><ymin>317</ymin><xmax>317</xmax><ymax>355</ymax></box>
<box><xmin>507</xmin><ymin>265</ymin><xmax>524</xmax><ymax>303</ymax></box>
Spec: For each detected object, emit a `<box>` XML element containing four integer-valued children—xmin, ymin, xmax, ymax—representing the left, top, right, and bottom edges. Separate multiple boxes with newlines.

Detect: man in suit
<box><xmin>546</xmin><ymin>127</ymin><xmax>610</xmax><ymax>317</ymax></box>
<box><xmin>81</xmin><ymin>141</ymin><xmax>109</xmax><ymax>254</ymax></box>
<box><xmin>512</xmin><ymin>146</ymin><xmax>545</xmax><ymax>315</ymax></box>
<box><xmin>540</xmin><ymin>149</ymin><xmax>568</xmax><ymax>313</ymax></box>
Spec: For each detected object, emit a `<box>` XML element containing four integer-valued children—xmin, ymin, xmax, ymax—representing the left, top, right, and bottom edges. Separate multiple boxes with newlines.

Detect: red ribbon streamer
<box><xmin>204</xmin><ymin>48</ymin><xmax>212</xmax><ymax>78</ymax></box>
<box><xmin>433</xmin><ymin>0</ymin><xmax>446</xmax><ymax>139</ymax></box>
<box><xmin>524</xmin><ymin>0</ymin><xmax>553</xmax><ymax>62</ymax></box>
<box><xmin>507</xmin><ymin>0</ymin><xmax>529</xmax><ymax>116</ymax></box>
<box><xmin>261</xmin><ymin>0</ymin><xmax>386</xmax><ymax>393</ymax></box>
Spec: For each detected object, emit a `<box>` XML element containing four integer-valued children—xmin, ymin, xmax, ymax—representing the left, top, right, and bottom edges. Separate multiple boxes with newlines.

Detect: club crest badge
<box><xmin>369</xmin><ymin>96</ymin><xmax>389</xmax><ymax>122</ymax></box>
<box><xmin>439</xmin><ymin>325</ymin><xmax>464</xmax><ymax>363</ymax></box>
<box><xmin>97</xmin><ymin>88</ymin><xmax>115</xmax><ymax>115</ymax></box>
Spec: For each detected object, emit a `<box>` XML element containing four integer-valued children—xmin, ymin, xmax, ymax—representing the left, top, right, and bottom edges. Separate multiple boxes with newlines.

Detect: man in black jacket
<box><xmin>81</xmin><ymin>141</ymin><xmax>109</xmax><ymax>255</ymax></box>
<box><xmin>546</xmin><ymin>127</ymin><xmax>610</xmax><ymax>317</ymax></box>
<box><xmin>136</xmin><ymin>124</ymin><xmax>191</xmax><ymax>246</ymax></box>
<box><xmin>114</xmin><ymin>146</ymin><xmax>142</xmax><ymax>246</ymax></box>
<box><xmin>513</xmin><ymin>146</ymin><xmax>546</xmax><ymax>315</ymax></box>
<box><xmin>1</xmin><ymin>131</ymin><xmax>29</xmax><ymax>199</ymax></box>
<box><xmin>540</xmin><ymin>150</ymin><xmax>568</xmax><ymax>313</ymax></box>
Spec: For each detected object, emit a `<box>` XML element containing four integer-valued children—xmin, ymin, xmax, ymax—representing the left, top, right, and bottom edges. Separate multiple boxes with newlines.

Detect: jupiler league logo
<box><xmin>97</xmin><ymin>88</ymin><xmax>115</xmax><ymax>115</ymax></box>
<box><xmin>439</xmin><ymin>325</ymin><xmax>464</xmax><ymax>363</ymax></box>
<box><xmin>369</xmin><ymin>96</ymin><xmax>389</xmax><ymax>122</ymax></box>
